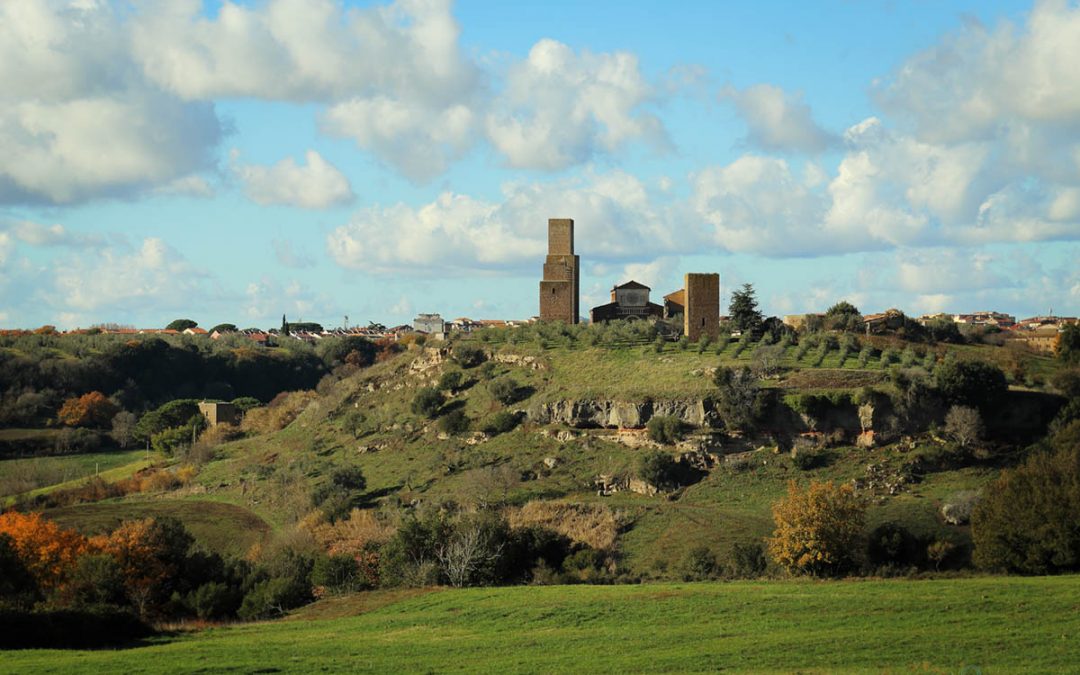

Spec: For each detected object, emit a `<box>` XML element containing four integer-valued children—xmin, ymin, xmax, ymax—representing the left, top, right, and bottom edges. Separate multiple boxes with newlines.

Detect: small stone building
<box><xmin>413</xmin><ymin>313</ymin><xmax>446</xmax><ymax>339</ymax></box>
<box><xmin>590</xmin><ymin>280</ymin><xmax>664</xmax><ymax>323</ymax></box>
<box><xmin>663</xmin><ymin>288</ymin><xmax>686</xmax><ymax>319</ymax></box>
<box><xmin>198</xmin><ymin>401</ymin><xmax>238</xmax><ymax>427</ymax></box>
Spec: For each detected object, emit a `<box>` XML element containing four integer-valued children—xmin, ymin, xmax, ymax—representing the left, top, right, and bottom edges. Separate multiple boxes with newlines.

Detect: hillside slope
<box><xmin>72</xmin><ymin>335</ymin><xmax>1055</xmax><ymax>574</ymax></box>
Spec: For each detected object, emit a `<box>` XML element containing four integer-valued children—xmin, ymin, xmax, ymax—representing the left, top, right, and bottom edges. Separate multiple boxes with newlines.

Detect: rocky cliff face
<box><xmin>527</xmin><ymin>398</ymin><xmax>716</xmax><ymax>429</ymax></box>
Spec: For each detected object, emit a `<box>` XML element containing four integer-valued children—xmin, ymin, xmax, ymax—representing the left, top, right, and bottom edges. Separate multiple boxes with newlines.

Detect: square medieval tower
<box><xmin>684</xmin><ymin>272</ymin><xmax>720</xmax><ymax>342</ymax></box>
<box><xmin>539</xmin><ymin>218</ymin><xmax>579</xmax><ymax>323</ymax></box>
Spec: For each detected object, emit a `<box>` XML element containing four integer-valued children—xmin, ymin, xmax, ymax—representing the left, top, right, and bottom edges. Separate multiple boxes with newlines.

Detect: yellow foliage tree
<box><xmin>767</xmin><ymin>480</ymin><xmax>866</xmax><ymax>577</ymax></box>
<box><xmin>0</xmin><ymin>511</ymin><xmax>90</xmax><ymax>591</ymax></box>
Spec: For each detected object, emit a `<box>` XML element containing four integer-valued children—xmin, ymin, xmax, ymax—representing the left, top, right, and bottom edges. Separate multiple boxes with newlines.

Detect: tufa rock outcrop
<box><xmin>527</xmin><ymin>398</ymin><xmax>716</xmax><ymax>429</ymax></box>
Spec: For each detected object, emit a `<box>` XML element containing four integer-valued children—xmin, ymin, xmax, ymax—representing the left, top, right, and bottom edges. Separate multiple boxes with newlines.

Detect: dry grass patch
<box><xmin>507</xmin><ymin>501</ymin><xmax>628</xmax><ymax>550</ymax></box>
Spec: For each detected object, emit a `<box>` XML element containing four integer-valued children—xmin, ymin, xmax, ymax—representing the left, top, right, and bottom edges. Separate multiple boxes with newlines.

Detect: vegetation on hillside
<box><xmin>2</xmin><ymin>304</ymin><xmax>1077</xmax><ymax>648</ymax></box>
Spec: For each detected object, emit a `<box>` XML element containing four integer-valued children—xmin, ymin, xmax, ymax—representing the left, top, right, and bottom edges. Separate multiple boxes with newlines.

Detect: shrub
<box><xmin>972</xmin><ymin>441</ymin><xmax>1080</xmax><ymax>574</ymax></box>
<box><xmin>483</xmin><ymin>411</ymin><xmax>519</xmax><ymax>435</ymax></box>
<box><xmin>941</xmin><ymin>490</ymin><xmax>980</xmax><ymax>526</ymax></box>
<box><xmin>791</xmin><ymin>450</ymin><xmax>822</xmax><ymax>470</ymax></box>
<box><xmin>767</xmin><ymin>480</ymin><xmax>866</xmax><ymax>577</ymax></box>
<box><xmin>438</xmin><ymin>370</ymin><xmax>463</xmax><ymax>392</ymax></box>
<box><xmin>681</xmin><ymin>545</ymin><xmax>718</xmax><ymax>581</ymax></box>
<box><xmin>237</xmin><ymin>577</ymin><xmax>311</xmax><ymax>621</ymax></box>
<box><xmin>944</xmin><ymin>405</ymin><xmax>983</xmax><ymax>449</ymax></box>
<box><xmin>311</xmin><ymin>554</ymin><xmax>363</xmax><ymax>594</ymax></box>
<box><xmin>411</xmin><ymin>388</ymin><xmax>444</xmax><ymax>418</ymax></box>
<box><xmin>189</xmin><ymin>581</ymin><xmax>236</xmax><ymax>620</ymax></box>
<box><xmin>331</xmin><ymin>466</ymin><xmax>366</xmax><ymax>492</ymax></box>
<box><xmin>438</xmin><ymin>409</ymin><xmax>470</xmax><ymax>435</ymax></box>
<box><xmin>487</xmin><ymin>376</ymin><xmax>520</xmax><ymax>405</ymax></box>
<box><xmin>637</xmin><ymin>450</ymin><xmax>679</xmax><ymax>489</ymax></box>
<box><xmin>451</xmin><ymin>343</ymin><xmax>486</xmax><ymax>369</ymax></box>
<box><xmin>646</xmin><ymin>415</ymin><xmax>686</xmax><ymax>445</ymax></box>
<box><xmin>725</xmin><ymin>541</ymin><xmax>767</xmax><ymax>579</ymax></box>
<box><xmin>0</xmin><ymin>607</ymin><xmax>152</xmax><ymax>649</ymax></box>
<box><xmin>696</xmin><ymin>336</ymin><xmax>711</xmax><ymax>353</ymax></box>
<box><xmin>866</xmin><ymin>522</ymin><xmax>918</xmax><ymax>568</ymax></box>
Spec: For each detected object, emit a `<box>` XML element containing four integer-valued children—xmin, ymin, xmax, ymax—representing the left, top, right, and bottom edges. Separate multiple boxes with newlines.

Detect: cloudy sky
<box><xmin>1</xmin><ymin>0</ymin><xmax>1078</xmax><ymax>330</ymax></box>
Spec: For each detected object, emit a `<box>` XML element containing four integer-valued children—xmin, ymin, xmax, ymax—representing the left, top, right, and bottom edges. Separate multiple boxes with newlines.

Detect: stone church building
<box><xmin>589</xmin><ymin>281</ymin><xmax>664</xmax><ymax>323</ymax></box>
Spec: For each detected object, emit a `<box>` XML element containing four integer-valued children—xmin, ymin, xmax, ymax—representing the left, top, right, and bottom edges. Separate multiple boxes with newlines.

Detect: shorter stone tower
<box><xmin>684</xmin><ymin>273</ymin><xmax>720</xmax><ymax>342</ymax></box>
<box><xmin>539</xmin><ymin>218</ymin><xmax>579</xmax><ymax>323</ymax></box>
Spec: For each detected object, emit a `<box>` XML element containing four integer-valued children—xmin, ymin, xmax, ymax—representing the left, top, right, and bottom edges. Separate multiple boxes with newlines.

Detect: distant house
<box><xmin>783</xmin><ymin>313</ymin><xmax>825</xmax><ymax>330</ymax></box>
<box><xmin>198</xmin><ymin>401</ymin><xmax>238</xmax><ymax>426</ymax></box>
<box><xmin>183</xmin><ymin>327</ymin><xmax>209</xmax><ymax>336</ymax></box>
<box><xmin>413</xmin><ymin>313</ymin><xmax>446</xmax><ymax>338</ymax></box>
<box><xmin>663</xmin><ymin>288</ymin><xmax>685</xmax><ymax>319</ymax></box>
<box><xmin>1017</xmin><ymin>315</ymin><xmax>1078</xmax><ymax>330</ymax></box>
<box><xmin>590</xmin><ymin>280</ymin><xmax>664</xmax><ymax>323</ymax></box>
<box><xmin>862</xmin><ymin>309</ymin><xmax>906</xmax><ymax>333</ymax></box>
<box><xmin>1015</xmin><ymin>325</ymin><xmax>1063</xmax><ymax>353</ymax></box>
<box><xmin>242</xmin><ymin>330</ymin><xmax>271</xmax><ymax>346</ymax></box>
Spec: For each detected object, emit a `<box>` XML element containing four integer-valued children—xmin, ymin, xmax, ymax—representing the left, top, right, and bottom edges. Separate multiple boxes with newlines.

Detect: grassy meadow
<box><xmin>6</xmin><ymin>576</ymin><xmax>1079</xmax><ymax>673</ymax></box>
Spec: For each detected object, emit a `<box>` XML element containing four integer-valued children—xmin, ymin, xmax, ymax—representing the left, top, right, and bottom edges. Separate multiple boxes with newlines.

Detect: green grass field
<box><xmin>6</xmin><ymin>576</ymin><xmax>1079</xmax><ymax>673</ymax></box>
<box><xmin>0</xmin><ymin>449</ymin><xmax>153</xmax><ymax>503</ymax></box>
<box><xmin>44</xmin><ymin>500</ymin><xmax>271</xmax><ymax>556</ymax></box>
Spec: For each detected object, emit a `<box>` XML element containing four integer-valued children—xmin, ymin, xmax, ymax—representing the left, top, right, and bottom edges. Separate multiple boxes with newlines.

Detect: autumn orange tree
<box><xmin>92</xmin><ymin>517</ymin><xmax>194</xmax><ymax>617</ymax></box>
<box><xmin>57</xmin><ymin>391</ymin><xmax>119</xmax><ymax>428</ymax></box>
<box><xmin>0</xmin><ymin>511</ymin><xmax>89</xmax><ymax>591</ymax></box>
<box><xmin>767</xmin><ymin>480</ymin><xmax>866</xmax><ymax>577</ymax></box>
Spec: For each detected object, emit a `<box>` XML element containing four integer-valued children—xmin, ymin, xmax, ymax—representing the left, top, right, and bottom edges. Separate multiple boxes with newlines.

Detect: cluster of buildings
<box><xmin>785</xmin><ymin>307</ymin><xmax>1076</xmax><ymax>353</ymax></box>
<box><xmin>537</xmin><ymin>218</ymin><xmax>722</xmax><ymax>341</ymax></box>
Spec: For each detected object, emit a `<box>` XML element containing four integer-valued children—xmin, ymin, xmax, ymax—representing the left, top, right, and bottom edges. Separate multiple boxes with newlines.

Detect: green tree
<box><xmin>972</xmin><ymin>436</ymin><xmax>1080</xmax><ymax>574</ymax></box>
<box><xmin>451</xmin><ymin>343</ymin><xmax>486</xmax><ymax>368</ymax></box>
<box><xmin>714</xmin><ymin>366</ymin><xmax>765</xmax><ymax>432</ymax></box>
<box><xmin>1057</xmin><ymin>323</ymin><xmax>1080</xmax><ymax>364</ymax></box>
<box><xmin>438</xmin><ymin>409</ymin><xmax>470</xmax><ymax>435</ymax></box>
<box><xmin>487</xmin><ymin>376</ymin><xmax>520</xmax><ymax>405</ymax></box>
<box><xmin>411</xmin><ymin>388</ymin><xmax>444</xmax><ymax>418</ymax></box>
<box><xmin>729</xmin><ymin>283</ymin><xmax>764</xmax><ymax>335</ymax></box>
<box><xmin>209</xmin><ymin>323</ymin><xmax>238</xmax><ymax>335</ymax></box>
<box><xmin>935</xmin><ymin>360</ymin><xmax>1007</xmax><ymax>413</ymax></box>
<box><xmin>637</xmin><ymin>450</ymin><xmax>679</xmax><ymax>489</ymax></box>
<box><xmin>825</xmin><ymin>301</ymin><xmax>860</xmax><ymax>318</ymax></box>
<box><xmin>438</xmin><ymin>370</ymin><xmax>463</xmax><ymax>392</ymax></box>
<box><xmin>824</xmin><ymin>301</ymin><xmax>862</xmax><ymax>332</ymax></box>
<box><xmin>646</xmin><ymin>416</ymin><xmax>686</xmax><ymax>445</ymax></box>
<box><xmin>165</xmin><ymin>319</ymin><xmax>197</xmax><ymax>331</ymax></box>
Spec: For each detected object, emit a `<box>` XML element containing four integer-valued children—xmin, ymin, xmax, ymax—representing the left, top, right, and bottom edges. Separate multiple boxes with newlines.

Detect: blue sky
<box><xmin>0</xmin><ymin>0</ymin><xmax>1077</xmax><ymax>330</ymax></box>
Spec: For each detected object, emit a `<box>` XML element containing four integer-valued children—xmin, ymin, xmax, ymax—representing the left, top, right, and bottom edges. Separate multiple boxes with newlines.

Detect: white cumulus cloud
<box><xmin>721</xmin><ymin>84</ymin><xmax>837</xmax><ymax>154</ymax></box>
<box><xmin>235</xmin><ymin>150</ymin><xmax>354</xmax><ymax>208</ymax></box>
<box><xmin>486</xmin><ymin>39</ymin><xmax>669</xmax><ymax>170</ymax></box>
<box><xmin>327</xmin><ymin>170</ymin><xmax>689</xmax><ymax>275</ymax></box>
<box><xmin>0</xmin><ymin>1</ymin><xmax>223</xmax><ymax>205</ymax></box>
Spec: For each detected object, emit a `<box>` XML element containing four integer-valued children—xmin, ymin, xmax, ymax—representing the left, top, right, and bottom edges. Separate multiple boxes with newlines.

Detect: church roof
<box><xmin>612</xmin><ymin>280</ymin><xmax>650</xmax><ymax>291</ymax></box>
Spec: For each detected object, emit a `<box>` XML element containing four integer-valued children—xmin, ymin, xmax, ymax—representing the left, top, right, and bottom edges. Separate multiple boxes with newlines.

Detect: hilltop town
<box><xmin>6</xmin><ymin>217</ymin><xmax>1074</xmax><ymax>356</ymax></box>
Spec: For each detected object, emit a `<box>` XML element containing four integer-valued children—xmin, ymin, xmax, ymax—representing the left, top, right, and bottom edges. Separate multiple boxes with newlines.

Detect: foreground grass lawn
<box><xmin>6</xmin><ymin>576</ymin><xmax>1079</xmax><ymax>673</ymax></box>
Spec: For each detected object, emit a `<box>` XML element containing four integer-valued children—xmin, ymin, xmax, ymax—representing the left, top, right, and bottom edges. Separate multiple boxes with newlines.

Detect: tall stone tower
<box><xmin>539</xmin><ymin>218</ymin><xmax>579</xmax><ymax>323</ymax></box>
<box><xmin>684</xmin><ymin>272</ymin><xmax>720</xmax><ymax>342</ymax></box>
